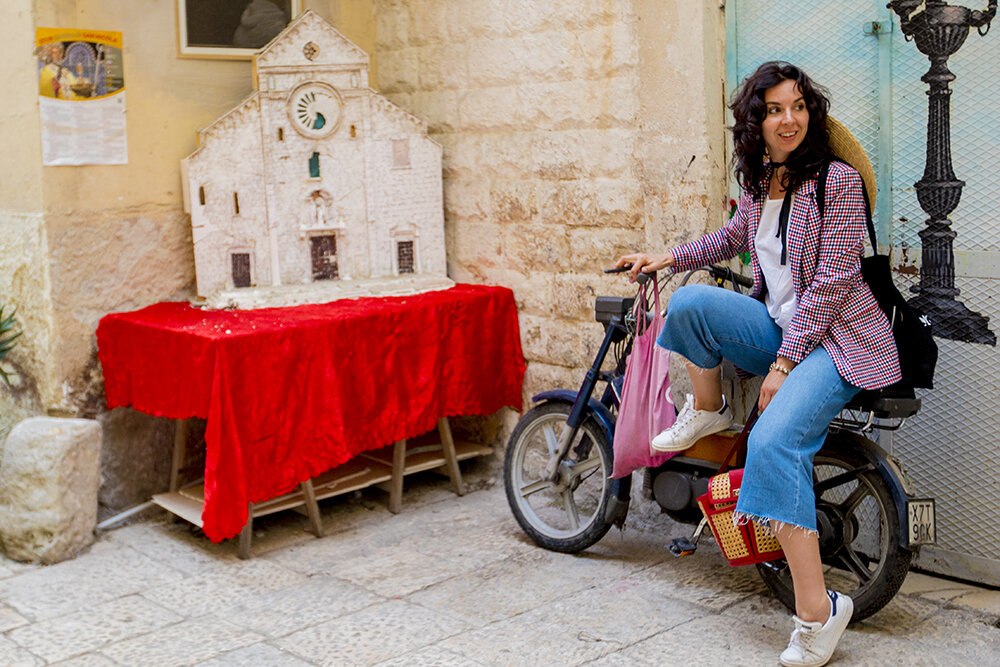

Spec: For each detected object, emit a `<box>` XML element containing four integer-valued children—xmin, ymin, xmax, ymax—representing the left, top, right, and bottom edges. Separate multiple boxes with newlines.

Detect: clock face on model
<box><xmin>287</xmin><ymin>82</ymin><xmax>343</xmax><ymax>138</ymax></box>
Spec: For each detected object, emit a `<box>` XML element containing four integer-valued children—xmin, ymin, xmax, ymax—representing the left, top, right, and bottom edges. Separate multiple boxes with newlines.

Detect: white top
<box><xmin>755</xmin><ymin>198</ymin><xmax>798</xmax><ymax>332</ymax></box>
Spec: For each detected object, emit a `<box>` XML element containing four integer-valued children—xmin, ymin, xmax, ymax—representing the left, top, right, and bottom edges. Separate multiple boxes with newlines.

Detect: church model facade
<box><xmin>182</xmin><ymin>11</ymin><xmax>451</xmax><ymax>308</ymax></box>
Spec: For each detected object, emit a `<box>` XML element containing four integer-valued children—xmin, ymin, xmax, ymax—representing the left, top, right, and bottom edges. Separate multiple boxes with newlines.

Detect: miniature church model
<box><xmin>182</xmin><ymin>11</ymin><xmax>452</xmax><ymax>308</ymax></box>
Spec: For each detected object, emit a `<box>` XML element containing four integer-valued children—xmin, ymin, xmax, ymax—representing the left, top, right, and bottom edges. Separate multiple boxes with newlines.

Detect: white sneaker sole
<box><xmin>650</xmin><ymin>419</ymin><xmax>733</xmax><ymax>452</ymax></box>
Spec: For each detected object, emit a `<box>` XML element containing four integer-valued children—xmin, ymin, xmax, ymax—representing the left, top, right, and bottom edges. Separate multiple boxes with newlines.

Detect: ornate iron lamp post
<box><xmin>888</xmin><ymin>0</ymin><xmax>997</xmax><ymax>345</ymax></box>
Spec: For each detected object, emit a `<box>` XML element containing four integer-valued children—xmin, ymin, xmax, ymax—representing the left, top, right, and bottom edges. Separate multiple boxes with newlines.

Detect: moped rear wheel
<box><xmin>504</xmin><ymin>402</ymin><xmax>615</xmax><ymax>553</ymax></box>
<box><xmin>756</xmin><ymin>435</ymin><xmax>912</xmax><ymax>621</ymax></box>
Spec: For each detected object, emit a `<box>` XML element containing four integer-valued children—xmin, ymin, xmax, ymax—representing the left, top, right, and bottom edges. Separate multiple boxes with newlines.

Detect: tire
<box><xmin>504</xmin><ymin>402</ymin><xmax>616</xmax><ymax>553</ymax></box>
<box><xmin>756</xmin><ymin>433</ymin><xmax>913</xmax><ymax>621</ymax></box>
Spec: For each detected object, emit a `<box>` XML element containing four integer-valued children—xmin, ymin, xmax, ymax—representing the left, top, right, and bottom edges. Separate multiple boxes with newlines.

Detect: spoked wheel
<box><xmin>756</xmin><ymin>434</ymin><xmax>912</xmax><ymax>621</ymax></box>
<box><xmin>504</xmin><ymin>402</ymin><xmax>615</xmax><ymax>553</ymax></box>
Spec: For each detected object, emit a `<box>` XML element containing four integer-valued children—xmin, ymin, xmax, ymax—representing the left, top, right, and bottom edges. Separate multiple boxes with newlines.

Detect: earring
<box><xmin>763</xmin><ymin>145</ymin><xmax>771</xmax><ymax>162</ymax></box>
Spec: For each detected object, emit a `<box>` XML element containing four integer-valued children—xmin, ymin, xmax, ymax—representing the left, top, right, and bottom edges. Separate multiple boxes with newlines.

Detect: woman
<box><xmin>616</xmin><ymin>61</ymin><xmax>899</xmax><ymax>667</ymax></box>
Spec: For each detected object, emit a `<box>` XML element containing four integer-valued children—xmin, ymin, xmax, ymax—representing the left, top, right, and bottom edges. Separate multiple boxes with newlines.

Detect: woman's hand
<box><xmin>615</xmin><ymin>252</ymin><xmax>675</xmax><ymax>281</ymax></box>
<box><xmin>758</xmin><ymin>356</ymin><xmax>797</xmax><ymax>412</ymax></box>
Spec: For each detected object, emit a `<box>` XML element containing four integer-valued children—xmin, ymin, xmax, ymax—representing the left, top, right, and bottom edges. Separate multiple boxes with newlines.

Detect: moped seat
<box><xmin>844</xmin><ymin>386</ymin><xmax>921</xmax><ymax>419</ymax></box>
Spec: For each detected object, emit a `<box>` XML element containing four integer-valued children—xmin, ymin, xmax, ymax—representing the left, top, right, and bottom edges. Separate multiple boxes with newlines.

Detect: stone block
<box><xmin>568</xmin><ymin>226</ymin><xmax>646</xmax><ymax>270</ymax></box>
<box><xmin>374</xmin><ymin>7</ymin><xmax>408</xmax><ymax>51</ymax></box>
<box><xmin>442</xmin><ymin>178</ymin><xmax>491</xmax><ymax>222</ymax></box>
<box><xmin>378</xmin><ymin>45</ymin><xmax>420</xmax><ymax>94</ymax></box>
<box><xmin>0</xmin><ymin>417</ymin><xmax>101</xmax><ymax>564</ymax></box>
<box><xmin>96</xmin><ymin>408</ymin><xmax>174</xmax><ymax>518</ymax></box>
<box><xmin>416</xmin><ymin>42</ymin><xmax>468</xmax><ymax>91</ymax></box>
<box><xmin>502</xmin><ymin>222</ymin><xmax>573</xmax><ymax>272</ymax></box>
<box><xmin>519</xmin><ymin>312</ymin><xmax>599</xmax><ymax>368</ymax></box>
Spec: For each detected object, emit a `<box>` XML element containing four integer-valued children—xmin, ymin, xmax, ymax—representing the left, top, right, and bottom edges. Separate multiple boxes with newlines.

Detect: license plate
<box><xmin>907</xmin><ymin>498</ymin><xmax>936</xmax><ymax>546</ymax></box>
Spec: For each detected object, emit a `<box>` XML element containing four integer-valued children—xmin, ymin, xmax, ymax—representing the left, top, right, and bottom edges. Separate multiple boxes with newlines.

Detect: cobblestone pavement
<box><xmin>2</xmin><ymin>469</ymin><xmax>998</xmax><ymax>666</ymax></box>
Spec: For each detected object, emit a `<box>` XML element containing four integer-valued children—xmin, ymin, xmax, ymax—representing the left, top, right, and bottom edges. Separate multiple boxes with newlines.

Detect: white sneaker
<box><xmin>650</xmin><ymin>393</ymin><xmax>733</xmax><ymax>452</ymax></box>
<box><xmin>780</xmin><ymin>591</ymin><xmax>854</xmax><ymax>667</ymax></box>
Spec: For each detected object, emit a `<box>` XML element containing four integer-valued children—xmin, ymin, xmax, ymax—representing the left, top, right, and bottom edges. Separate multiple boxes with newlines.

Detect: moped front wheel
<box><xmin>756</xmin><ymin>435</ymin><xmax>912</xmax><ymax>621</ymax></box>
<box><xmin>504</xmin><ymin>402</ymin><xmax>615</xmax><ymax>553</ymax></box>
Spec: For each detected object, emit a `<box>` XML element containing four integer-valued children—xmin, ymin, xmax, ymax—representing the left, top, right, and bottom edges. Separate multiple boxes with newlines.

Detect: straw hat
<box><xmin>826</xmin><ymin>116</ymin><xmax>877</xmax><ymax>208</ymax></box>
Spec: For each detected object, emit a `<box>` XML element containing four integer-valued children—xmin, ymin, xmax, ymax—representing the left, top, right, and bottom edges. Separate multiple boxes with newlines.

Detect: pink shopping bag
<box><xmin>611</xmin><ymin>274</ymin><xmax>676</xmax><ymax>478</ymax></box>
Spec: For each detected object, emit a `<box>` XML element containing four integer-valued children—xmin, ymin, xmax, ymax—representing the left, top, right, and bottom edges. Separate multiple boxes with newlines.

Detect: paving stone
<box><xmin>194</xmin><ymin>642</ymin><xmax>316</xmax><ymax>666</ymax></box>
<box><xmin>903</xmin><ymin>607</ymin><xmax>1000</xmax><ymax>654</ymax></box>
<box><xmin>899</xmin><ymin>571</ymin><xmax>979</xmax><ymax>596</ymax></box>
<box><xmin>264</xmin><ymin>509</ymin><xmax>514</xmax><ymax>599</ymax></box>
<box><xmin>7</xmin><ymin>594</ymin><xmax>183</xmax><ymax>663</ymax></box>
<box><xmin>220</xmin><ymin>575</ymin><xmax>382</xmax><ymax>638</ymax></box>
<box><xmin>140</xmin><ymin>558</ymin><xmax>307</xmax><ymax>617</ymax></box>
<box><xmin>49</xmin><ymin>654</ymin><xmax>119</xmax><ymax>667</ymax></box>
<box><xmin>0</xmin><ymin>554</ymin><xmax>40</xmax><ymax>579</ymax></box>
<box><xmin>947</xmin><ymin>589</ymin><xmax>1000</xmax><ymax>616</ymax></box>
<box><xmin>0</xmin><ymin>540</ymin><xmax>184</xmax><ymax>620</ymax></box>
<box><xmin>372</xmin><ymin>645</ymin><xmax>486</xmax><ymax>667</ymax></box>
<box><xmin>0</xmin><ymin>602</ymin><xmax>29</xmax><ymax>631</ymax></box>
<box><xmin>275</xmin><ymin>599</ymin><xmax>470</xmax><ymax>666</ymax></box>
<box><xmin>852</xmin><ymin>592</ymin><xmax>943</xmax><ymax>633</ymax></box>
<box><xmin>440</xmin><ymin>575</ymin><xmax>706</xmax><ymax>666</ymax></box>
<box><xmin>591</xmin><ymin>544</ymin><xmax>769</xmax><ymax>613</ymax></box>
<box><xmin>3</xmin><ymin>484</ymin><xmax>999</xmax><ymax>666</ymax></box>
<box><xmin>98</xmin><ymin>616</ymin><xmax>262</xmax><ymax>667</ymax></box>
<box><xmin>104</xmin><ymin>520</ymin><xmax>239</xmax><ymax>575</ymax></box>
<box><xmin>0</xmin><ymin>635</ymin><xmax>43</xmax><ymax>667</ymax></box>
<box><xmin>587</xmin><ymin>613</ymin><xmax>787</xmax><ymax>666</ymax></box>
<box><xmin>405</xmin><ymin>550</ymin><xmax>597</xmax><ymax>627</ymax></box>
<box><xmin>722</xmin><ymin>591</ymin><xmax>993</xmax><ymax>665</ymax></box>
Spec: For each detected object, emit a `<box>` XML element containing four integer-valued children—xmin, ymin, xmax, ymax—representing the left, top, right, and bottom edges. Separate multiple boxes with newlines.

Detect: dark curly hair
<box><xmin>730</xmin><ymin>61</ymin><xmax>833</xmax><ymax>198</ymax></box>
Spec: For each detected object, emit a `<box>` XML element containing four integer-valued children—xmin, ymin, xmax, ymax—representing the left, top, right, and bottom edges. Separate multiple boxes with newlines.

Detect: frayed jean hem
<box><xmin>733</xmin><ymin>510</ymin><xmax>819</xmax><ymax>539</ymax></box>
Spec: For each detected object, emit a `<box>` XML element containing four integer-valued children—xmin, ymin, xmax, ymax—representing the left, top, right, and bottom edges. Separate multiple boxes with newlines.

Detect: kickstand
<box><xmin>668</xmin><ymin>517</ymin><xmax>708</xmax><ymax>558</ymax></box>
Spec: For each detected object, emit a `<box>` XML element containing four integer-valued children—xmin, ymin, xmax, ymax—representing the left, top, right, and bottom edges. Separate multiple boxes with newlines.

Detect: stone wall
<box><xmin>373</xmin><ymin>0</ymin><xmax>728</xmax><ymax>408</ymax></box>
<box><xmin>1</xmin><ymin>0</ymin><xmax>729</xmax><ymax>519</ymax></box>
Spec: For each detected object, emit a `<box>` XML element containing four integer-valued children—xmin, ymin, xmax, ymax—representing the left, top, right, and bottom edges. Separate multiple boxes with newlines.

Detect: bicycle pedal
<box><xmin>668</xmin><ymin>537</ymin><xmax>698</xmax><ymax>558</ymax></box>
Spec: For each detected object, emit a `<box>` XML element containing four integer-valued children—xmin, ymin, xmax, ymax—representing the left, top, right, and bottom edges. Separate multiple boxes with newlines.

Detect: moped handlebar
<box><xmin>603</xmin><ymin>263</ymin><xmax>652</xmax><ymax>285</ymax></box>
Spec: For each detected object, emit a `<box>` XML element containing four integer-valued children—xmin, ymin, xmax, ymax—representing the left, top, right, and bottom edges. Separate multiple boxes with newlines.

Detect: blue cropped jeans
<box><xmin>656</xmin><ymin>284</ymin><xmax>860</xmax><ymax>532</ymax></box>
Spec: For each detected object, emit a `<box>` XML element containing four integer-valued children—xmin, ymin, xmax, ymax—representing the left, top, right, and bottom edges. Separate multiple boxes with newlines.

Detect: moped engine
<box><xmin>649</xmin><ymin>466</ymin><xmax>711</xmax><ymax>524</ymax></box>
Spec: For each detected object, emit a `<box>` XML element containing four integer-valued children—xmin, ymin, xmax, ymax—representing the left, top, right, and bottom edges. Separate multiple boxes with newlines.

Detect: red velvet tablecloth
<box><xmin>96</xmin><ymin>284</ymin><xmax>525</xmax><ymax>541</ymax></box>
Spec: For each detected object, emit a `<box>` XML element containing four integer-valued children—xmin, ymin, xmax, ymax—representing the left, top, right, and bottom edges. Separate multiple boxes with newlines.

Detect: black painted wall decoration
<box><xmin>888</xmin><ymin>0</ymin><xmax>998</xmax><ymax>345</ymax></box>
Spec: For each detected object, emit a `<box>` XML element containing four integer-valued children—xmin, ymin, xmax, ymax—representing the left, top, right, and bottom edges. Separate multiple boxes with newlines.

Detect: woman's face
<box><xmin>762</xmin><ymin>79</ymin><xmax>809</xmax><ymax>163</ymax></box>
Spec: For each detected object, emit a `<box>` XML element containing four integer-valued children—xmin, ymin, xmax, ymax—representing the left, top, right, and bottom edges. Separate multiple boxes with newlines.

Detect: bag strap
<box><xmin>633</xmin><ymin>273</ymin><xmax>661</xmax><ymax>336</ymax></box>
<box><xmin>776</xmin><ymin>188</ymin><xmax>793</xmax><ymax>266</ymax></box>
<box><xmin>716</xmin><ymin>403</ymin><xmax>759</xmax><ymax>474</ymax></box>
<box><xmin>816</xmin><ymin>159</ymin><xmax>879</xmax><ymax>254</ymax></box>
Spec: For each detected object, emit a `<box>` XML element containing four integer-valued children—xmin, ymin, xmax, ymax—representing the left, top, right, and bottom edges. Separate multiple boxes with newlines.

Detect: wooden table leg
<box><xmin>301</xmin><ymin>479</ymin><xmax>323</xmax><ymax>537</ymax></box>
<box><xmin>167</xmin><ymin>419</ymin><xmax>188</xmax><ymax>523</ymax></box>
<box><xmin>238</xmin><ymin>503</ymin><xmax>254</xmax><ymax>559</ymax></box>
<box><xmin>437</xmin><ymin>417</ymin><xmax>465</xmax><ymax>496</ymax></box>
<box><xmin>169</xmin><ymin>419</ymin><xmax>187</xmax><ymax>492</ymax></box>
<box><xmin>388</xmin><ymin>439</ymin><xmax>406</xmax><ymax>514</ymax></box>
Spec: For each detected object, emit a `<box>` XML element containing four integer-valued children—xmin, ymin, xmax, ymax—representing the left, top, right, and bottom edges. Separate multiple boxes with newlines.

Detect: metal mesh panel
<box><xmin>732</xmin><ymin>1</ymin><xmax>1000</xmax><ymax>580</ymax></box>
<box><xmin>734</xmin><ymin>1</ymin><xmax>883</xmax><ymax>230</ymax></box>
<box><xmin>892</xmin><ymin>273</ymin><xmax>1000</xmax><ymax>562</ymax></box>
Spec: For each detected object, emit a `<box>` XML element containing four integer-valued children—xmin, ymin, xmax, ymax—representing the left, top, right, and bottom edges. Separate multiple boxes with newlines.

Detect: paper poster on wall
<box><xmin>35</xmin><ymin>28</ymin><xmax>127</xmax><ymax>166</ymax></box>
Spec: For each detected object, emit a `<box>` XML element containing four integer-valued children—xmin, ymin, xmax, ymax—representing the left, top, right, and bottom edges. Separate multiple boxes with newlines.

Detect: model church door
<box><xmin>310</xmin><ymin>235</ymin><xmax>338</xmax><ymax>280</ymax></box>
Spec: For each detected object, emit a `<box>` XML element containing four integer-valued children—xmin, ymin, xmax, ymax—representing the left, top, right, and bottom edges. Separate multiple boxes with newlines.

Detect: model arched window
<box><xmin>392</xmin><ymin>139</ymin><xmax>410</xmax><ymax>168</ymax></box>
<box><xmin>198</xmin><ymin>186</ymin><xmax>206</xmax><ymax>205</ymax></box>
<box><xmin>309</xmin><ymin>152</ymin><xmax>320</xmax><ymax>178</ymax></box>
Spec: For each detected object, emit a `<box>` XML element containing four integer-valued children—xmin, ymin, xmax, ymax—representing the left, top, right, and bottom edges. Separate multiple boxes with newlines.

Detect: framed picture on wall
<box><xmin>176</xmin><ymin>0</ymin><xmax>303</xmax><ymax>59</ymax></box>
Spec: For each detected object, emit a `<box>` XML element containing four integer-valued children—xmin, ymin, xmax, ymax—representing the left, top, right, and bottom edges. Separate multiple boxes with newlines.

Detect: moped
<box><xmin>503</xmin><ymin>265</ymin><xmax>936</xmax><ymax>620</ymax></box>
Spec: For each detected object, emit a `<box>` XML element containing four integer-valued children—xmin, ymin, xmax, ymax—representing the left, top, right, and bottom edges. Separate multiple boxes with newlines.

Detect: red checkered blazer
<box><xmin>670</xmin><ymin>162</ymin><xmax>901</xmax><ymax>390</ymax></box>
